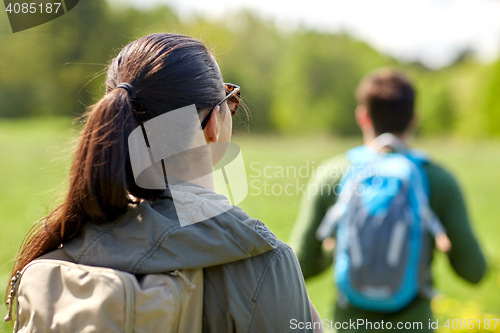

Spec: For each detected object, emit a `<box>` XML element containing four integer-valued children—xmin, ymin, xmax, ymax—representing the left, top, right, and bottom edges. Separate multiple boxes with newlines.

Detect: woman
<box><xmin>7</xmin><ymin>33</ymin><xmax>320</xmax><ymax>332</ymax></box>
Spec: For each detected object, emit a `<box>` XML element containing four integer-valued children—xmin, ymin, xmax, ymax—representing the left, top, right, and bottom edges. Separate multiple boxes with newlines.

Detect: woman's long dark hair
<box><xmin>7</xmin><ymin>33</ymin><xmax>224</xmax><ymax>297</ymax></box>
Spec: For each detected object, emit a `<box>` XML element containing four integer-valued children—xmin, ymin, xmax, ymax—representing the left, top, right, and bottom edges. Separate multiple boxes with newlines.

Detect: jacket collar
<box><xmin>63</xmin><ymin>183</ymin><xmax>277</xmax><ymax>274</ymax></box>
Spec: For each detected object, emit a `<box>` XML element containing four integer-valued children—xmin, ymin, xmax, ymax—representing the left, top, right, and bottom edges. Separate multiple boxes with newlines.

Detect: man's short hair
<box><xmin>356</xmin><ymin>69</ymin><xmax>415</xmax><ymax>135</ymax></box>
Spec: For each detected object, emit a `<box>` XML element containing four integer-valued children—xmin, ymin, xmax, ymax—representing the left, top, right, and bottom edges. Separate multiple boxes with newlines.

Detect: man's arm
<box><xmin>425</xmin><ymin>163</ymin><xmax>487</xmax><ymax>283</ymax></box>
<box><xmin>289</xmin><ymin>155</ymin><xmax>349</xmax><ymax>279</ymax></box>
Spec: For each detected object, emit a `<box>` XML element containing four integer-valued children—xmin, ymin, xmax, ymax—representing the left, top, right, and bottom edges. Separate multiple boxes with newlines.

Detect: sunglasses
<box><xmin>200</xmin><ymin>83</ymin><xmax>240</xmax><ymax>130</ymax></box>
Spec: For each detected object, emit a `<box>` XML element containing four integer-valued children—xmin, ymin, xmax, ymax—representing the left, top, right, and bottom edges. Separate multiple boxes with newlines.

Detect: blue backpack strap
<box><xmin>315</xmin><ymin>149</ymin><xmax>364</xmax><ymax>240</ymax></box>
<box><xmin>405</xmin><ymin>150</ymin><xmax>430</xmax><ymax>198</ymax></box>
<box><xmin>406</xmin><ymin>150</ymin><xmax>447</xmax><ymax>237</ymax></box>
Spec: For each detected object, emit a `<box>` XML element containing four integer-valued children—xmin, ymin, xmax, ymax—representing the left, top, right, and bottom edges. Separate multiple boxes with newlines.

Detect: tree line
<box><xmin>0</xmin><ymin>0</ymin><xmax>499</xmax><ymax>136</ymax></box>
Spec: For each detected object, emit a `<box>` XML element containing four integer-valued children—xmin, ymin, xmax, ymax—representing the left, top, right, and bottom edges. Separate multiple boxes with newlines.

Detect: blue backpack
<box><xmin>316</xmin><ymin>134</ymin><xmax>445</xmax><ymax>313</ymax></box>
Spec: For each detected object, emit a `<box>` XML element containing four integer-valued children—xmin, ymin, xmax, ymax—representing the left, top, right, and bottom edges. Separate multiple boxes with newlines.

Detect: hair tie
<box><xmin>116</xmin><ymin>82</ymin><xmax>151</xmax><ymax>123</ymax></box>
<box><xmin>116</xmin><ymin>82</ymin><xmax>136</xmax><ymax>99</ymax></box>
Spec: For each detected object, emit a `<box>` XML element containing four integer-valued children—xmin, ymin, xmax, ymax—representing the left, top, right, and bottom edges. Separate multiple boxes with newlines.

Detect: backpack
<box><xmin>4</xmin><ymin>249</ymin><xmax>204</xmax><ymax>333</ymax></box>
<box><xmin>316</xmin><ymin>134</ymin><xmax>445</xmax><ymax>313</ymax></box>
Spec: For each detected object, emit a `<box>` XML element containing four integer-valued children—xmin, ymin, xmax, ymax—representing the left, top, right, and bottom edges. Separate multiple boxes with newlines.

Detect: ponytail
<box><xmin>6</xmin><ymin>88</ymin><xmax>140</xmax><ymax>302</ymax></box>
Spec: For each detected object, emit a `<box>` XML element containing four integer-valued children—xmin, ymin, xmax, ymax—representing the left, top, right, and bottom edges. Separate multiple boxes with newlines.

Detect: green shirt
<box><xmin>289</xmin><ymin>150</ymin><xmax>487</xmax><ymax>332</ymax></box>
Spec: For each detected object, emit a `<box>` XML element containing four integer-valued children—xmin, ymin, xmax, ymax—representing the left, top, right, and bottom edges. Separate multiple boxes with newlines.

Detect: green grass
<box><xmin>1</xmin><ymin>118</ymin><xmax>499</xmax><ymax>331</ymax></box>
<box><xmin>0</xmin><ymin>117</ymin><xmax>79</xmax><ymax>332</ymax></box>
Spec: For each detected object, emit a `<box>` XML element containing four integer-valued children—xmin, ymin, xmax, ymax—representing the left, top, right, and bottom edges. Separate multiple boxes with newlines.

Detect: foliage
<box><xmin>0</xmin><ymin>0</ymin><xmax>499</xmax><ymax>136</ymax></box>
<box><xmin>270</xmin><ymin>32</ymin><xmax>394</xmax><ymax>135</ymax></box>
<box><xmin>483</xmin><ymin>59</ymin><xmax>500</xmax><ymax>136</ymax></box>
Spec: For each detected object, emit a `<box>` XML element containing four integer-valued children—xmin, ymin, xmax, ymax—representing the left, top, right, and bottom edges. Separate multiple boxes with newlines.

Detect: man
<box><xmin>289</xmin><ymin>69</ymin><xmax>486</xmax><ymax>332</ymax></box>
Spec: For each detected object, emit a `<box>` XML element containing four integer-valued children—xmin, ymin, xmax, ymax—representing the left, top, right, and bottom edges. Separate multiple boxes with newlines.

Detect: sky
<box><xmin>112</xmin><ymin>0</ymin><xmax>500</xmax><ymax>69</ymax></box>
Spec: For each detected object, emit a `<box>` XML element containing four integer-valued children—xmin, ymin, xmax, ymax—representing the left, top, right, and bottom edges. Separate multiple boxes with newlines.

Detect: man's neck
<box><xmin>365</xmin><ymin>132</ymin><xmax>410</xmax><ymax>150</ymax></box>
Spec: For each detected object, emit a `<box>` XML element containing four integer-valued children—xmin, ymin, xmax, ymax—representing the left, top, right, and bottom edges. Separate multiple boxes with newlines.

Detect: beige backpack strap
<box><xmin>171</xmin><ymin>269</ymin><xmax>204</xmax><ymax>333</ymax></box>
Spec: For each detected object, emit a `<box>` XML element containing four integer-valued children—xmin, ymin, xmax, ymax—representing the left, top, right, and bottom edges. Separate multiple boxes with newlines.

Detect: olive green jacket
<box><xmin>63</xmin><ymin>184</ymin><xmax>313</xmax><ymax>332</ymax></box>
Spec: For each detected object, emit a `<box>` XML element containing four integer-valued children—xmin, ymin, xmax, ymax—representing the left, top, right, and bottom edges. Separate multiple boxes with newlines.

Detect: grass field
<box><xmin>1</xmin><ymin>118</ymin><xmax>499</xmax><ymax>332</ymax></box>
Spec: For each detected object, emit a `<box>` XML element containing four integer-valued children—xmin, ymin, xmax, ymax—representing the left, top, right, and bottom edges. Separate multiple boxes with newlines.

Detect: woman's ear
<box><xmin>204</xmin><ymin>106</ymin><xmax>220</xmax><ymax>143</ymax></box>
